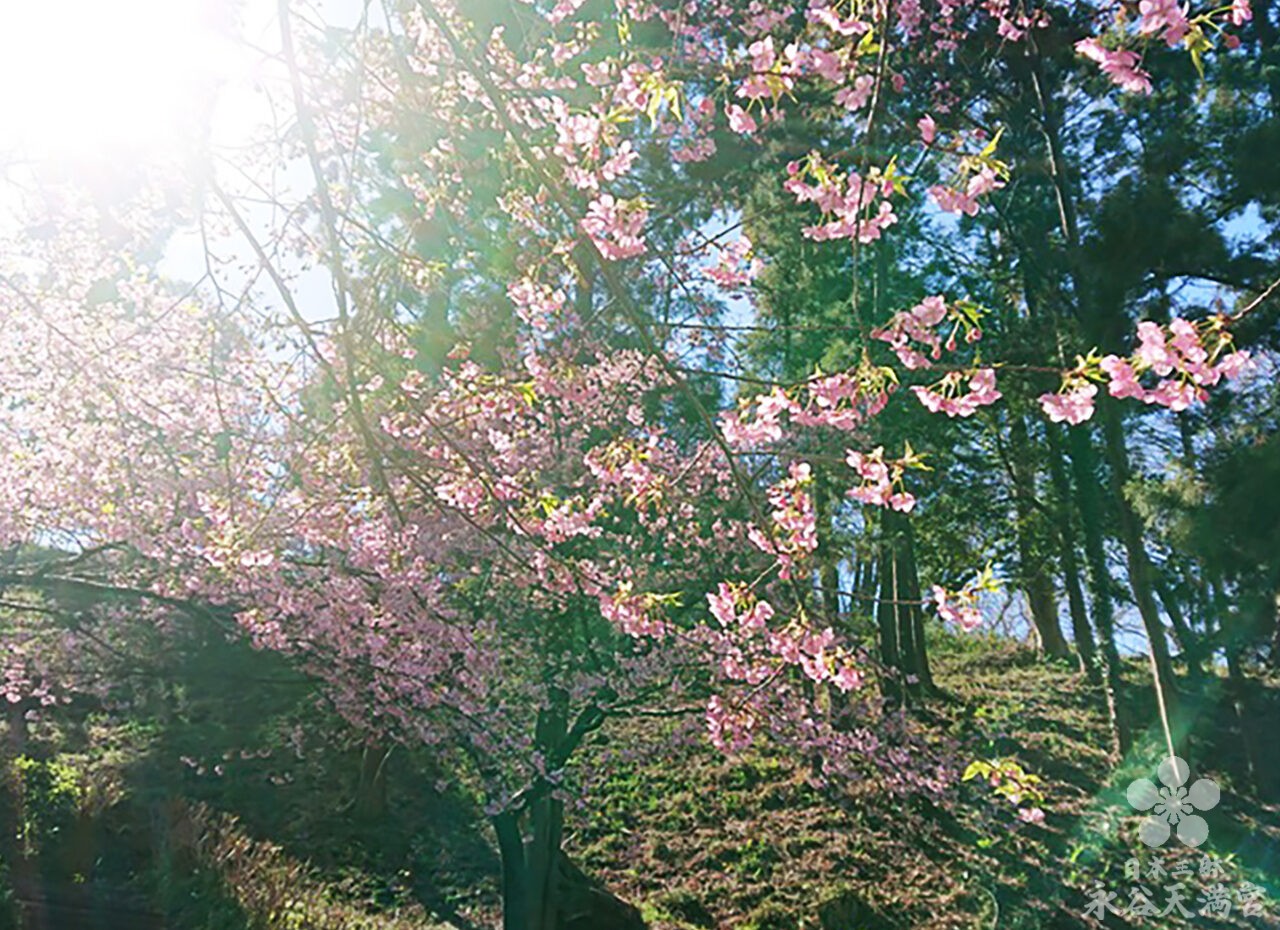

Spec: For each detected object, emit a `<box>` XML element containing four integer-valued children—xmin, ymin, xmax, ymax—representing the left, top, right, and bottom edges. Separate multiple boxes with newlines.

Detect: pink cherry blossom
<box><xmin>706</xmin><ymin>695</ymin><xmax>755</xmax><ymax>752</ymax></box>
<box><xmin>1075</xmin><ymin>38</ymin><xmax>1153</xmax><ymax>95</ymax></box>
<box><xmin>932</xmin><ymin>585</ymin><xmax>983</xmax><ymax>631</ymax></box>
<box><xmin>1215</xmin><ymin>350</ymin><xmax>1252</xmax><ymax>380</ymax></box>
<box><xmin>703</xmin><ymin>235</ymin><xmax>763</xmax><ymax>291</ymax></box>
<box><xmin>1145</xmin><ymin>378</ymin><xmax>1202</xmax><ymax>412</ymax></box>
<box><xmin>807</xmin><ymin>4</ymin><xmax>868</xmax><ymax>35</ymax></box>
<box><xmin>1038</xmin><ymin>383</ymin><xmax>1097</xmax><ymax>425</ymax></box>
<box><xmin>911</xmin><ymin>368</ymin><xmax>1002</xmax><ymax>418</ymax></box>
<box><xmin>546</xmin><ymin>0</ymin><xmax>587</xmax><ymax>25</ymax></box>
<box><xmin>929</xmin><ymin>168</ymin><xmax>1004</xmax><ymax>216</ymax></box>
<box><xmin>785</xmin><ymin>153</ymin><xmax>900</xmax><ymax>244</ymax></box>
<box><xmin>727</xmin><ymin>103</ymin><xmax>758</xmax><ymax>135</ymax></box>
<box><xmin>1100</xmin><ymin>355</ymin><xmax>1146</xmax><ymax>400</ymax></box>
<box><xmin>846</xmin><ymin>447</ymin><xmax>917</xmax><ymax>512</ymax></box>
<box><xmin>918</xmin><ymin>114</ymin><xmax>937</xmax><ymax>145</ymax></box>
<box><xmin>871</xmin><ymin>295</ymin><xmax>976</xmax><ymax>369</ymax></box>
<box><xmin>581</xmin><ymin>193</ymin><xmax>648</xmax><ymax>260</ymax></box>
<box><xmin>748</xmin><ymin>462</ymin><xmax>818</xmax><ymax>579</ymax></box>
<box><xmin>1018</xmin><ymin>806</ymin><xmax>1046</xmax><ymax>825</ymax></box>
<box><xmin>1137</xmin><ymin>0</ymin><xmax>1191</xmax><ymax>46</ymax></box>
<box><xmin>508</xmin><ymin>279</ymin><xmax>566</xmax><ymax>329</ymax></box>
<box><xmin>835</xmin><ymin>75</ymin><xmax>876</xmax><ymax>111</ymax></box>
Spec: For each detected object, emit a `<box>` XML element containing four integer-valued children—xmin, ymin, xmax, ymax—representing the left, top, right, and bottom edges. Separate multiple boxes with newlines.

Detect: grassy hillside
<box><xmin>567</xmin><ymin>640</ymin><xmax>1280</xmax><ymax>929</ymax></box>
<box><xmin>4</xmin><ymin>637</ymin><xmax>1278</xmax><ymax>930</ymax></box>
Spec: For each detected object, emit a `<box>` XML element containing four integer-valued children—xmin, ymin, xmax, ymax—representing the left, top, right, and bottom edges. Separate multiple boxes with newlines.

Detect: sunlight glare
<box><xmin>0</xmin><ymin>0</ymin><xmax>258</xmax><ymax>163</ymax></box>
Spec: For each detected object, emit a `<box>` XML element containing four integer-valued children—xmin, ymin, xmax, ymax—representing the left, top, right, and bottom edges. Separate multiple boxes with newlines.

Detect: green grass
<box><xmin>4</xmin><ymin>638</ymin><xmax>1279</xmax><ymax>929</ymax></box>
<box><xmin>562</xmin><ymin>643</ymin><xmax>1280</xmax><ymax>929</ymax></box>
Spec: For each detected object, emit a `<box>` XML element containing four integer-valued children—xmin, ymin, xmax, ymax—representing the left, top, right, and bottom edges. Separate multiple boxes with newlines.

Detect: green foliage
<box><xmin>8</xmin><ymin>754</ymin><xmax>82</xmax><ymax>856</ymax></box>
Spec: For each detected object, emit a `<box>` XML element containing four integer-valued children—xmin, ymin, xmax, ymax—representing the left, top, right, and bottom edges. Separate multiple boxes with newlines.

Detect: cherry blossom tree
<box><xmin>0</xmin><ymin>0</ymin><xmax>1269</xmax><ymax>927</ymax></box>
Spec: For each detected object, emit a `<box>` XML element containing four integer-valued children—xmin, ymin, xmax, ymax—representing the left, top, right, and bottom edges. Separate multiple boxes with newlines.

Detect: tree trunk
<box><xmin>898</xmin><ymin>517</ymin><xmax>935</xmax><ymax>694</ymax></box>
<box><xmin>1097</xmin><ymin>399</ymin><xmax>1183</xmax><ymax>752</ymax></box>
<box><xmin>1026</xmin><ymin>571</ymin><xmax>1068</xmax><ymax>658</ymax></box>
<box><xmin>1066</xmin><ymin>425</ymin><xmax>1131</xmax><ymax>757</ymax></box>
<box><xmin>492</xmin><ymin>801</ymin><xmax>643</xmax><ymax>930</ymax></box>
<box><xmin>876</xmin><ymin>510</ymin><xmax>931</xmax><ymax>701</ymax></box>
<box><xmin>1224</xmin><ymin>649</ymin><xmax>1271</xmax><ymax>799</ymax></box>
<box><xmin>493</xmin><ymin>812</ymin><xmax>530</xmax><ymax>930</ymax></box>
<box><xmin>525</xmin><ymin>690</ymin><xmax>569</xmax><ymax>930</ymax></box>
<box><xmin>491</xmin><ymin>807</ymin><xmax>569</xmax><ymax>930</ymax></box>
<box><xmin>1045</xmin><ymin>422</ymin><xmax>1099</xmax><ymax>680</ymax></box>
<box><xmin>1154</xmin><ymin>576</ymin><xmax>1206</xmax><ymax>683</ymax></box>
<box><xmin>876</xmin><ymin>546</ymin><xmax>903</xmax><ymax>703</ymax></box>
<box><xmin>1007</xmin><ymin>410</ymin><xmax>1070</xmax><ymax>658</ymax></box>
<box><xmin>526</xmin><ymin>796</ymin><xmax>565</xmax><ymax>930</ymax></box>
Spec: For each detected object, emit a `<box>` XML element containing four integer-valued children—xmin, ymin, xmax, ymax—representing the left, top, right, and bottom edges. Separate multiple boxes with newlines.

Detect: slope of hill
<box><xmin>3</xmin><ymin>638</ymin><xmax>1278</xmax><ymax>930</ymax></box>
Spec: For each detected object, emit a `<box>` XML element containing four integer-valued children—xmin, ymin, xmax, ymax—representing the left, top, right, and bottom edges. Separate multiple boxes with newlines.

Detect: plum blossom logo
<box><xmin>1126</xmin><ymin>756</ymin><xmax>1220</xmax><ymax>848</ymax></box>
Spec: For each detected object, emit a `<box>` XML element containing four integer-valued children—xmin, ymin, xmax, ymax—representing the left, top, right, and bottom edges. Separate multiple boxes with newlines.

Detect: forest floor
<box><xmin>4</xmin><ymin>637</ymin><xmax>1280</xmax><ymax>930</ymax></box>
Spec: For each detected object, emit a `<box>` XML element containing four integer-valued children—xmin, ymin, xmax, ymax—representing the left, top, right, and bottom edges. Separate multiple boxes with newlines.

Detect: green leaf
<box><xmin>979</xmin><ymin>126</ymin><xmax>1004</xmax><ymax>159</ymax></box>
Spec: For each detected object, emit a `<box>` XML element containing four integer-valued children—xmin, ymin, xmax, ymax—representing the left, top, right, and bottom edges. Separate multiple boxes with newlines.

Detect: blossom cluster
<box><xmin>929</xmin><ymin>166</ymin><xmax>1004</xmax><ymax>216</ymax></box>
<box><xmin>1076</xmin><ymin>38</ymin><xmax>1154</xmax><ymax>95</ymax></box>
<box><xmin>508</xmin><ymin>278</ymin><xmax>567</xmax><ymax>329</ymax></box>
<box><xmin>599</xmin><ymin>582</ymin><xmax>670</xmax><ymax>639</ymax></box>
<box><xmin>911</xmin><ymin>368</ymin><xmax>1002</xmax><ymax>418</ymax></box>
<box><xmin>930</xmin><ymin>584</ymin><xmax>983</xmax><ymax>631</ymax></box>
<box><xmin>704</xmin><ymin>582</ymin><xmax>864</xmax><ymax>750</ymax></box>
<box><xmin>747</xmin><ymin>462</ymin><xmax>819</xmax><ymax>579</ymax></box>
<box><xmin>581</xmin><ymin>193</ymin><xmax>648</xmax><ymax>260</ymax></box>
<box><xmin>719</xmin><ymin>366</ymin><xmax>892</xmax><ymax>449</ymax></box>
<box><xmin>1075</xmin><ymin>0</ymin><xmax>1252</xmax><ymax>96</ymax></box>
<box><xmin>701</xmin><ymin>234</ymin><xmax>764</xmax><ymax>291</ymax></box>
<box><xmin>873</xmin><ymin>295</ymin><xmax>950</xmax><ymax>369</ymax></box>
<box><xmin>871</xmin><ymin>295</ymin><xmax>985</xmax><ymax>370</ymax></box>
<box><xmin>784</xmin><ymin>153</ymin><xmax>899</xmax><ymax>244</ymax></box>
<box><xmin>846</xmin><ymin>446</ymin><xmax>921</xmax><ymax>513</ymax></box>
<box><xmin>1039</xmin><ymin>317</ymin><xmax>1252</xmax><ymax>425</ymax></box>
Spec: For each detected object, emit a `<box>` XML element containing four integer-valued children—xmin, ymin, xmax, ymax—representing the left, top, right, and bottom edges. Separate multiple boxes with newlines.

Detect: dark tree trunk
<box><xmin>1225</xmin><ymin>650</ymin><xmax>1264</xmax><ymax>796</ymax></box>
<box><xmin>1097</xmin><ymin>399</ymin><xmax>1183</xmax><ymax>752</ymax></box>
<box><xmin>527</xmin><ymin>693</ymin><xmax>568</xmax><ymax>930</ymax></box>
<box><xmin>1067</xmin><ymin>426</ymin><xmax>1131</xmax><ymax>757</ymax></box>
<box><xmin>1154</xmin><ymin>577</ymin><xmax>1206</xmax><ymax>683</ymax></box>
<box><xmin>876</xmin><ymin>549</ymin><xmax>903</xmax><ymax>702</ymax></box>
<box><xmin>1007</xmin><ymin>410</ymin><xmax>1070</xmax><ymax>658</ymax></box>
<box><xmin>876</xmin><ymin>510</ymin><xmax>931</xmax><ymax>701</ymax></box>
<box><xmin>1045</xmin><ymin>422</ymin><xmax>1099</xmax><ymax>680</ymax></box>
<box><xmin>493</xmin><ymin>812</ymin><xmax>530</xmax><ymax>930</ymax></box>
<box><xmin>491</xmin><ymin>804</ymin><xmax>644</xmax><ymax>930</ymax></box>
<box><xmin>898</xmin><ymin>517</ymin><xmax>935</xmax><ymax>693</ymax></box>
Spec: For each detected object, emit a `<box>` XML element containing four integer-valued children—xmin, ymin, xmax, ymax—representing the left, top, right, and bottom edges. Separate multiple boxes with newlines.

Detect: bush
<box><xmin>8</xmin><ymin>755</ymin><xmax>81</xmax><ymax>858</ymax></box>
